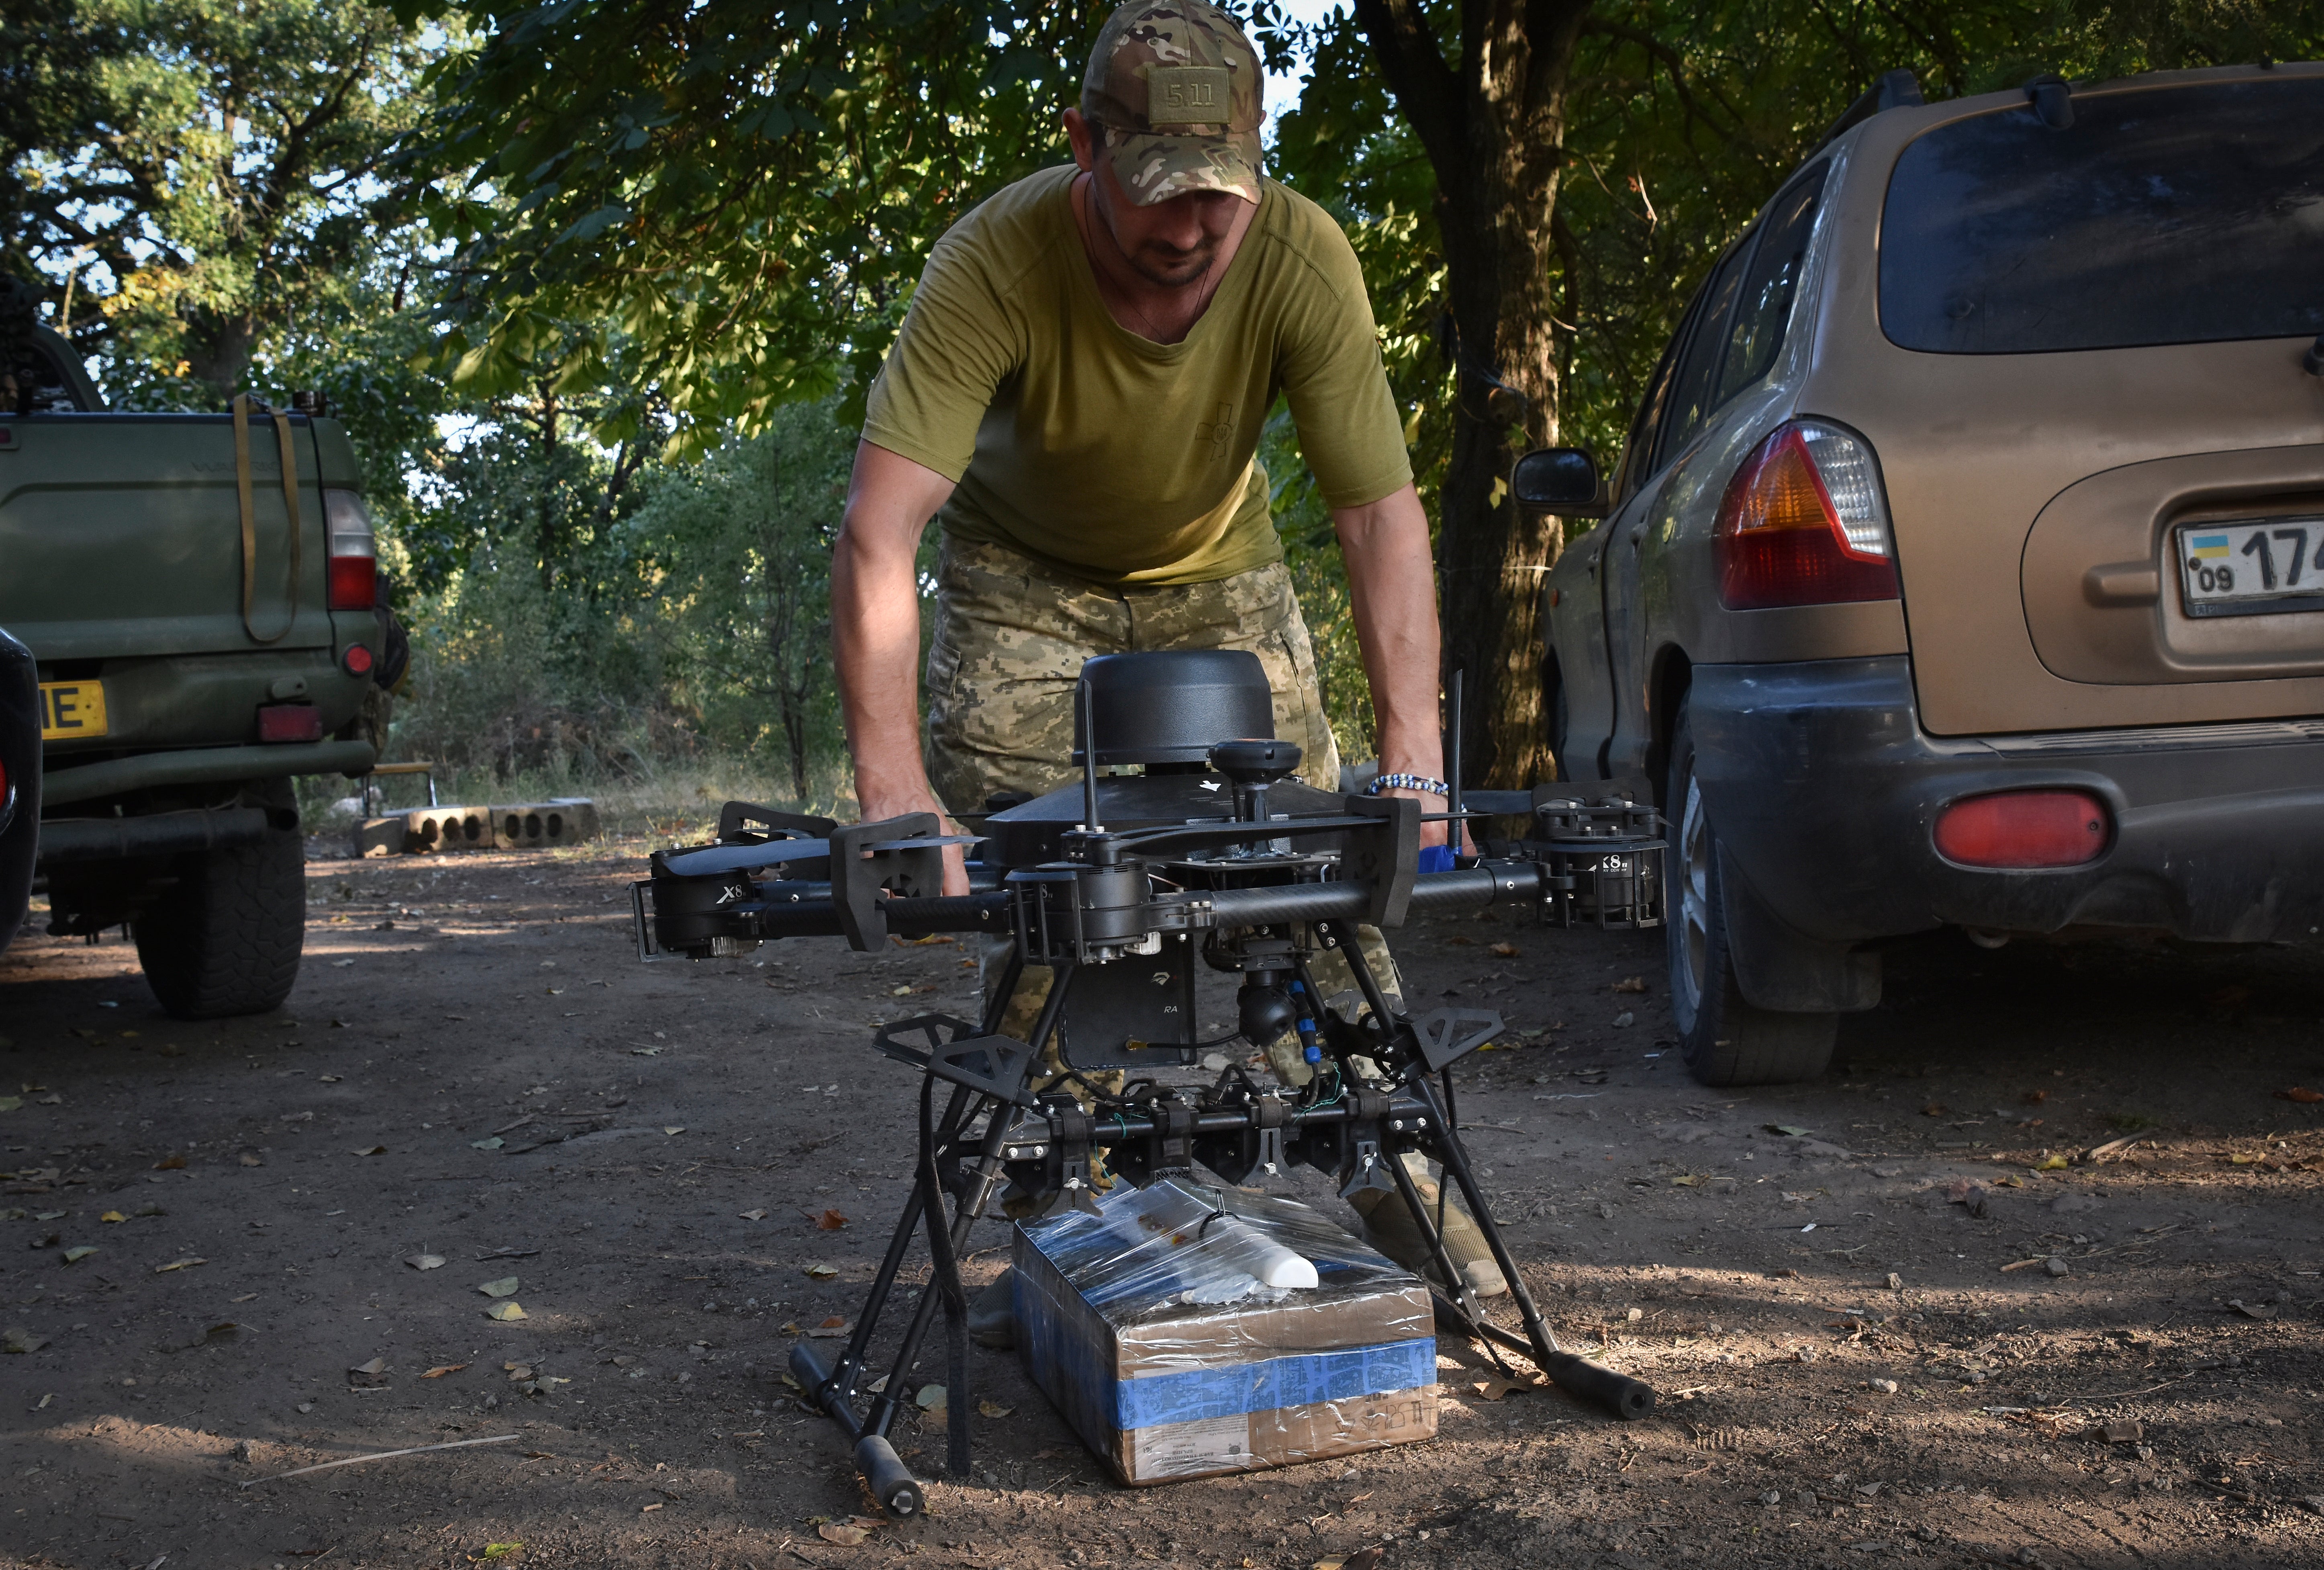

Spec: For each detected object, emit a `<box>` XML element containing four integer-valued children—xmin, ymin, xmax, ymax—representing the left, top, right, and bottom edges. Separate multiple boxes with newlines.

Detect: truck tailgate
<box><xmin>0</xmin><ymin>411</ymin><xmax>336</xmax><ymax>661</ymax></box>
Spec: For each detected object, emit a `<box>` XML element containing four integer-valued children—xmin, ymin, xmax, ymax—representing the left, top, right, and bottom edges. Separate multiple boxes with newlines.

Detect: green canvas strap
<box><xmin>231</xmin><ymin>392</ymin><xmax>301</xmax><ymax>644</ymax></box>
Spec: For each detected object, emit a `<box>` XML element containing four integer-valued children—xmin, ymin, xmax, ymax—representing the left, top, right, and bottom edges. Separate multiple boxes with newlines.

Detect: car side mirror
<box><xmin>1511</xmin><ymin>447</ymin><xmax>1607</xmax><ymax>518</ymax></box>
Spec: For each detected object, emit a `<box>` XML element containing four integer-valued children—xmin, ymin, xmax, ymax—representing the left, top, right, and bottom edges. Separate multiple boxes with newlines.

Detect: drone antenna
<box><xmin>1448</xmin><ymin>666</ymin><xmax>1465</xmax><ymax>843</ymax></box>
<box><xmin>1077</xmin><ymin>676</ymin><xmax>1103</xmax><ymax>835</ymax></box>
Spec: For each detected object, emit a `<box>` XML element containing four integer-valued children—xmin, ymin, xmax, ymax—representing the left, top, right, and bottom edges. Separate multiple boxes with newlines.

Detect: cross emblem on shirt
<box><xmin>1195</xmin><ymin>402</ymin><xmax>1236</xmax><ymax>464</ymax></box>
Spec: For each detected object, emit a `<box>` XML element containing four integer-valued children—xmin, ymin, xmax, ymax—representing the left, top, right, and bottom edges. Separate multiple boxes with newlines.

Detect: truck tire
<box><xmin>1665</xmin><ymin>701</ymin><xmax>1837</xmax><ymax>1086</ymax></box>
<box><xmin>134</xmin><ymin>820</ymin><xmax>305</xmax><ymax>1019</ymax></box>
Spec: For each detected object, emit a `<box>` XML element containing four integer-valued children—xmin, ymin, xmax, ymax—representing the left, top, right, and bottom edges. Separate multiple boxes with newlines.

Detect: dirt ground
<box><xmin>3</xmin><ymin>824</ymin><xmax>2322</xmax><ymax>1570</ymax></box>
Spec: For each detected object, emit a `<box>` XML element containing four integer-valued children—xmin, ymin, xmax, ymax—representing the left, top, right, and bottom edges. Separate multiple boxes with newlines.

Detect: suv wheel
<box><xmin>1666</xmin><ymin>702</ymin><xmax>1837</xmax><ymax>1086</ymax></box>
<box><xmin>134</xmin><ymin>812</ymin><xmax>304</xmax><ymax>1019</ymax></box>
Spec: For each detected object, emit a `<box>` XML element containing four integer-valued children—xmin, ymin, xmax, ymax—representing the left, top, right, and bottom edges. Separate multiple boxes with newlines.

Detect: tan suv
<box><xmin>1528</xmin><ymin>62</ymin><xmax>2324</xmax><ymax>1086</ymax></box>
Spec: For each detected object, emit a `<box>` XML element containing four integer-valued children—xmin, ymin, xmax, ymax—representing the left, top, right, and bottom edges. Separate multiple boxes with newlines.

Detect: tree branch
<box><xmin>1577</xmin><ymin>16</ymin><xmax>1757</xmax><ymax>158</ymax></box>
<box><xmin>1350</xmin><ymin>0</ymin><xmax>1467</xmax><ymax>181</ymax></box>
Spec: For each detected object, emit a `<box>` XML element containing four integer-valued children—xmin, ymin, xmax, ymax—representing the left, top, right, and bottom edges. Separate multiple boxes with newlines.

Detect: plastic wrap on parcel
<box><xmin>1013</xmin><ymin>1178</ymin><xmax>1438</xmax><ymax>1485</ymax></box>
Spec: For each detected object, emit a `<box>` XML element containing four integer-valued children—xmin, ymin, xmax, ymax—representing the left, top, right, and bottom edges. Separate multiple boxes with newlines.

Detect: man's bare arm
<box><xmin>831</xmin><ymin>439</ymin><xmax>970</xmax><ymax>888</ymax></box>
<box><xmin>1333</xmin><ymin>482</ymin><xmax>1456</xmax><ymax>849</ymax></box>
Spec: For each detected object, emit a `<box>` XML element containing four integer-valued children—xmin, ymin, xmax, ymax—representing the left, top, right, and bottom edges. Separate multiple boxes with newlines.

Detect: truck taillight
<box><xmin>324</xmin><ymin>488</ymin><xmax>377</xmax><ymax>611</ymax></box>
<box><xmin>1715</xmin><ymin>421</ymin><xmax>1900</xmax><ymax>610</ymax></box>
<box><xmin>1934</xmin><ymin>790</ymin><xmax>2110</xmax><ymax>869</ymax></box>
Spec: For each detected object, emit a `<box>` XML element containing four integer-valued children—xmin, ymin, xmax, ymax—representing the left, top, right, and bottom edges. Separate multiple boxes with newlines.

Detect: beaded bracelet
<box><xmin>1364</xmin><ymin>772</ymin><xmax>1451</xmax><ymax>798</ymax></box>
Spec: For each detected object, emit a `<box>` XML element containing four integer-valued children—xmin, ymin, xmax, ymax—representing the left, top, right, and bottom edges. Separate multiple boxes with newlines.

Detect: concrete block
<box><xmin>491</xmin><ymin>799</ymin><xmax>600</xmax><ymax>850</ymax></box>
<box><xmin>405</xmin><ymin>805</ymin><xmax>499</xmax><ymax>853</ymax></box>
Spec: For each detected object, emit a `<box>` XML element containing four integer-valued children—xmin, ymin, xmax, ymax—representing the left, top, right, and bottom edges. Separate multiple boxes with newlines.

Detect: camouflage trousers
<box><xmin>923</xmin><ymin>535</ymin><xmax>1341</xmax><ymax>813</ymax></box>
<box><xmin>924</xmin><ymin>535</ymin><xmax>1403</xmax><ymax>1093</ymax></box>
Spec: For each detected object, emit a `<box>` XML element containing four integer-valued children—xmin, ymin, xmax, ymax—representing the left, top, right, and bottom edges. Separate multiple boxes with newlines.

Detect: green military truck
<box><xmin>1</xmin><ymin>312</ymin><xmax>391</xmax><ymax>1017</ymax></box>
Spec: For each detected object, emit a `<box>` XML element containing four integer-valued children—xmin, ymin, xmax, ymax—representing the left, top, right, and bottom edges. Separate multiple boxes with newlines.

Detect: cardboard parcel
<box><xmin>1015</xmin><ymin>1178</ymin><xmax>1438</xmax><ymax>1486</ymax></box>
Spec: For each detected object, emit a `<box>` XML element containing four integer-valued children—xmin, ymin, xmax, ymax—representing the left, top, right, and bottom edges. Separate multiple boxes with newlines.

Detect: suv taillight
<box><xmin>325</xmin><ymin>488</ymin><xmax>377</xmax><ymax>611</ymax></box>
<box><xmin>1715</xmin><ymin>421</ymin><xmax>1900</xmax><ymax>610</ymax></box>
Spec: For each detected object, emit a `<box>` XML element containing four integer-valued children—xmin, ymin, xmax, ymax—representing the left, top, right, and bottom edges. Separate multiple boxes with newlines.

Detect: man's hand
<box><xmin>1334</xmin><ymin>483</ymin><xmax>1467</xmax><ymax>853</ymax></box>
<box><xmin>832</xmin><ymin>440</ymin><xmax>973</xmax><ymax>895</ymax></box>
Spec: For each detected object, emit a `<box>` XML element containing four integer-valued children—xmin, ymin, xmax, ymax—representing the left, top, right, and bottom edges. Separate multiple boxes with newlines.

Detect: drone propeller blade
<box><xmin>660</xmin><ymin>838</ymin><xmax>833</xmax><ymax>878</ymax></box>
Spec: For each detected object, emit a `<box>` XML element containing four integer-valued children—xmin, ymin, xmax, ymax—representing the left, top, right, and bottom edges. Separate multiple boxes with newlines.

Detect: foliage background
<box><xmin>7</xmin><ymin>0</ymin><xmax>2319</xmax><ymax>819</ymax></box>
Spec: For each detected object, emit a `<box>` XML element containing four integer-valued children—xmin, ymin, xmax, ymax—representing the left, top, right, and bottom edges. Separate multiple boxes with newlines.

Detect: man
<box><xmin>831</xmin><ymin>0</ymin><xmax>1501</xmax><ymax>1341</ymax></box>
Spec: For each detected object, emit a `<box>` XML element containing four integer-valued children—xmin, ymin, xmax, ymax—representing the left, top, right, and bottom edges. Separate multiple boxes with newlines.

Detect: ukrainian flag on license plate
<box><xmin>2189</xmin><ymin>534</ymin><xmax>2231</xmax><ymax>559</ymax></box>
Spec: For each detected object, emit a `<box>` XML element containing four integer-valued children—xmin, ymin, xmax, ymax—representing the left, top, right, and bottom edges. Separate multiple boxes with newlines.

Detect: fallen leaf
<box><xmin>2035</xmin><ymin>1154</ymin><xmax>2069</xmax><ymax>1171</ymax></box>
<box><xmin>504</xmin><ymin>1361</ymin><xmax>533</xmax><ymax>1378</ymax></box>
<box><xmin>803</xmin><ymin>1264</ymin><xmax>838</xmax><ymax>1280</ymax></box>
<box><xmin>61</xmin><ymin>1246</ymin><xmax>95</xmax><ymax>1263</ymax></box>
<box><xmin>153</xmin><ymin>1154</ymin><xmax>186</xmax><ymax>1170</ymax></box>
<box><xmin>239</xmin><ymin>1152</ymin><xmax>263</xmax><ymax>1167</ymax></box>
<box><xmin>2</xmin><ymin>1327</ymin><xmax>47</xmax><ymax>1353</ymax></box>
<box><xmin>977</xmin><ymin>1399</ymin><xmax>1013</xmax><ymax>1418</ymax></box>
<box><xmin>479</xmin><ymin>1276</ymin><xmax>521</xmax><ymax>1297</ymax></box>
<box><xmin>1612</xmin><ymin>975</ymin><xmax>1647</xmax><ymax>993</ymax></box>
<box><xmin>154</xmin><ymin>1256</ymin><xmax>206</xmax><ymax>1273</ymax></box>
<box><xmin>1488</xmin><ymin>941</ymin><xmax>1519</xmax><ymax>958</ymax></box>
<box><xmin>470</xmin><ymin>1137</ymin><xmax>504</xmax><ymax>1151</ymax></box>
<box><xmin>817</xmin><ymin>1523</ymin><xmax>868</xmax><ymax>1545</ymax></box>
<box><xmin>739</xmin><ymin>1209</ymin><xmax>767</xmax><ymax>1221</ymax></box>
<box><xmin>422</xmin><ymin>1363</ymin><xmax>469</xmax><ymax>1378</ymax></box>
<box><xmin>406</xmin><ymin>1253</ymin><xmax>446</xmax><ymax>1271</ymax></box>
<box><xmin>349</xmin><ymin>1145</ymin><xmax>386</xmax><ymax>1157</ymax></box>
<box><xmin>0</xmin><ymin>1097</ymin><xmax>19</xmax><ymax>1113</ymax></box>
<box><xmin>662</xmin><ymin>1126</ymin><xmax>684</xmax><ymax>1136</ymax></box>
<box><xmin>2228</xmin><ymin>1299</ymin><xmax>2279</xmax><ymax>1321</ymax></box>
<box><xmin>319</xmin><ymin>1074</ymin><xmax>342</xmax><ymax>1083</ymax></box>
<box><xmin>2276</xmin><ymin>1086</ymin><xmax>2324</xmax><ymax>1104</ymax></box>
<box><xmin>478</xmin><ymin>1545</ymin><xmax>523</xmax><ymax>1562</ymax></box>
<box><xmin>914</xmin><ymin>1383</ymin><xmax>947</xmax><ymax>1409</ymax></box>
<box><xmin>806</xmin><ymin>1316</ymin><xmax>853</xmax><ymax>1339</ymax></box>
<box><xmin>814</xmin><ymin>1208</ymin><xmax>849</xmax><ymax>1231</ymax></box>
<box><xmin>485</xmin><ymin>1301</ymin><xmax>529</xmax><ymax>1321</ymax></box>
<box><xmin>99</xmin><ymin>1210</ymin><xmax>125</xmax><ymax>1223</ymax></box>
<box><xmin>2101</xmin><ymin>1419</ymin><xmax>2145</xmax><ymax>1443</ymax></box>
<box><xmin>347</xmin><ymin>1357</ymin><xmax>390</xmax><ymax>1387</ymax></box>
<box><xmin>1999</xmin><ymin>1258</ymin><xmax>2046</xmax><ymax>1273</ymax></box>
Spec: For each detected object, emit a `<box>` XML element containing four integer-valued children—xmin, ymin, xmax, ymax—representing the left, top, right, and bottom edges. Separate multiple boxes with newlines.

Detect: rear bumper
<box><xmin>43</xmin><ymin>738</ymin><xmax>377</xmax><ymax>807</ymax></box>
<box><xmin>1689</xmin><ymin>657</ymin><xmax>2324</xmax><ymax>945</ymax></box>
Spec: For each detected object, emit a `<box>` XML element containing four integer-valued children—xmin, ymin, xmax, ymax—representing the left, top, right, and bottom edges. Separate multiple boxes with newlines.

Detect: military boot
<box><xmin>1345</xmin><ymin>1159</ymin><xmax>1508</xmax><ymax>1298</ymax></box>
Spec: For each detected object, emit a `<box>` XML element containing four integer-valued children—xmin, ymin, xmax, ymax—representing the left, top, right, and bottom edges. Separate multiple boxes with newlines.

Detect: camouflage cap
<box><xmin>1081</xmin><ymin>0</ymin><xmax>1264</xmax><ymax>207</ymax></box>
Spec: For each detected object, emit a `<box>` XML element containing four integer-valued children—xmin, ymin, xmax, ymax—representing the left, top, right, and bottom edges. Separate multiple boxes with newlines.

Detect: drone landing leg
<box><xmin>1319</xmin><ymin>921</ymin><xmax>1657</xmax><ymax>1422</ymax></box>
<box><xmin>794</xmin><ymin>966</ymin><xmax>1075</xmax><ymax>1513</ymax></box>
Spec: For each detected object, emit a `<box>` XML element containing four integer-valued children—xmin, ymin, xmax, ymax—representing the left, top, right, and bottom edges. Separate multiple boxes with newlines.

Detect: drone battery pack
<box><xmin>1013</xmin><ymin>1179</ymin><xmax>1438</xmax><ymax>1486</ymax></box>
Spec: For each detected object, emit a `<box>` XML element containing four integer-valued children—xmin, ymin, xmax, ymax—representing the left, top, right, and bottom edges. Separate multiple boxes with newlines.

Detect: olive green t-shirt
<box><xmin>861</xmin><ymin>164</ymin><xmax>1411</xmax><ymax>587</ymax></box>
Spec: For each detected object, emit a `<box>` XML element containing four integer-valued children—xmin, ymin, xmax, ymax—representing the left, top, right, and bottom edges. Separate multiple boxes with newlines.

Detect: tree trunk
<box><xmin>1352</xmin><ymin>0</ymin><xmax>1592</xmax><ymax>788</ymax></box>
<box><xmin>535</xmin><ymin>384</ymin><xmax>561</xmax><ymax>590</ymax></box>
<box><xmin>182</xmin><ymin>309</ymin><xmax>256</xmax><ymax>400</ymax></box>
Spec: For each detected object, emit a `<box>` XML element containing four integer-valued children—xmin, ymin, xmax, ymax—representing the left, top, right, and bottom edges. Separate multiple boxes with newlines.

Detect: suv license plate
<box><xmin>2177</xmin><ymin>517</ymin><xmax>2324</xmax><ymax>619</ymax></box>
<box><xmin>38</xmin><ymin>679</ymin><xmax>108</xmax><ymax>741</ymax></box>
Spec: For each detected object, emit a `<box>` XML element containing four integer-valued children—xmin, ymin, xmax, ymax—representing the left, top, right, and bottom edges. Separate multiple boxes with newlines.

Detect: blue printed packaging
<box><xmin>1014</xmin><ymin>1178</ymin><xmax>1438</xmax><ymax>1484</ymax></box>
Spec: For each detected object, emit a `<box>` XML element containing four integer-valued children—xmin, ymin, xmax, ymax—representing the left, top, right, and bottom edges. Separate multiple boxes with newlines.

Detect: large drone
<box><xmin>632</xmin><ymin>650</ymin><xmax>1666</xmax><ymax>1514</ymax></box>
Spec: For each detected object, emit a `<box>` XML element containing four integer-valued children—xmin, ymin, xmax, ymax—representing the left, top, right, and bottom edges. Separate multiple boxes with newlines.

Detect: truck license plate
<box><xmin>2177</xmin><ymin>517</ymin><xmax>2324</xmax><ymax>618</ymax></box>
<box><xmin>38</xmin><ymin>680</ymin><xmax>108</xmax><ymax>741</ymax></box>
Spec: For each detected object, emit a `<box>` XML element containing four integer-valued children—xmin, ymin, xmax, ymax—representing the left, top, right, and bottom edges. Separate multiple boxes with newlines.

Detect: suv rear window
<box><xmin>1880</xmin><ymin>77</ymin><xmax>2324</xmax><ymax>354</ymax></box>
